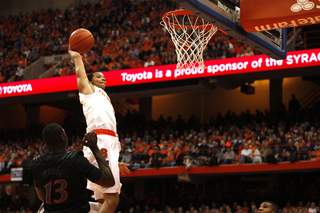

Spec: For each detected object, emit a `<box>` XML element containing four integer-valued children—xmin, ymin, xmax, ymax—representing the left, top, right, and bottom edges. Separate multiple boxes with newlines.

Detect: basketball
<box><xmin>69</xmin><ymin>28</ymin><xmax>94</xmax><ymax>54</ymax></box>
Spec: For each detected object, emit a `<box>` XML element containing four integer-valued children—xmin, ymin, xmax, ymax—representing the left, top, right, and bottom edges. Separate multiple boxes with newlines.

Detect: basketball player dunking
<box><xmin>68</xmin><ymin>46</ymin><xmax>126</xmax><ymax>213</ymax></box>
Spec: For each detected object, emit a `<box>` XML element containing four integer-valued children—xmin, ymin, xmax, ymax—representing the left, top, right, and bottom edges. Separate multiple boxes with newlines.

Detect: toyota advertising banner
<box><xmin>1</xmin><ymin>48</ymin><xmax>320</xmax><ymax>98</ymax></box>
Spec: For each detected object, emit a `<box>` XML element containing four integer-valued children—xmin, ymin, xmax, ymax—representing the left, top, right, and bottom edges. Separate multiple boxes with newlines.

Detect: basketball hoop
<box><xmin>161</xmin><ymin>9</ymin><xmax>218</xmax><ymax>70</ymax></box>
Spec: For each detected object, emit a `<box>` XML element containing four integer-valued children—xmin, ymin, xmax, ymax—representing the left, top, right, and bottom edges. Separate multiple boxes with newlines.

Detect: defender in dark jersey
<box><xmin>32</xmin><ymin>123</ymin><xmax>115</xmax><ymax>213</ymax></box>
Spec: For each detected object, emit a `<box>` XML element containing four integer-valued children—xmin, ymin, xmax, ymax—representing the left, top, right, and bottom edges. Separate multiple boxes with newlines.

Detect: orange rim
<box><xmin>162</xmin><ymin>9</ymin><xmax>216</xmax><ymax>31</ymax></box>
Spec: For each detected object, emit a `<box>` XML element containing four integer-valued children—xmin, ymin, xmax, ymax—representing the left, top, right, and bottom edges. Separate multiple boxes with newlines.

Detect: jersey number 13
<box><xmin>44</xmin><ymin>179</ymin><xmax>68</xmax><ymax>204</ymax></box>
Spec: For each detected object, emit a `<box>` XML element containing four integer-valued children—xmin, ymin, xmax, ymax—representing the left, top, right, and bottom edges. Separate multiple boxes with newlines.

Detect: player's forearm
<box><xmin>91</xmin><ymin>146</ymin><xmax>115</xmax><ymax>187</ymax></box>
<box><xmin>34</xmin><ymin>186</ymin><xmax>44</xmax><ymax>202</ymax></box>
<box><xmin>73</xmin><ymin>56</ymin><xmax>86</xmax><ymax>77</ymax></box>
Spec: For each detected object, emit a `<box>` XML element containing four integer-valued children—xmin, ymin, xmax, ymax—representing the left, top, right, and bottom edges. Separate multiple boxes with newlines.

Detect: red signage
<box><xmin>1</xmin><ymin>48</ymin><xmax>320</xmax><ymax>98</ymax></box>
<box><xmin>240</xmin><ymin>0</ymin><xmax>320</xmax><ymax>32</ymax></box>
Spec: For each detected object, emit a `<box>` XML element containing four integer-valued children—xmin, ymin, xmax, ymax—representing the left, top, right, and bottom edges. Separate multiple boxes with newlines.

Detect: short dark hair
<box><xmin>42</xmin><ymin>123</ymin><xmax>64</xmax><ymax>147</ymax></box>
<box><xmin>87</xmin><ymin>71</ymin><xmax>101</xmax><ymax>82</ymax></box>
<box><xmin>264</xmin><ymin>201</ymin><xmax>279</xmax><ymax>213</ymax></box>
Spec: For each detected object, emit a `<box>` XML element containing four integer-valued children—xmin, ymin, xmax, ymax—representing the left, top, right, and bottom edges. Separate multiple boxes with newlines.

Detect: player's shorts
<box><xmin>83</xmin><ymin>130</ymin><xmax>122</xmax><ymax>200</ymax></box>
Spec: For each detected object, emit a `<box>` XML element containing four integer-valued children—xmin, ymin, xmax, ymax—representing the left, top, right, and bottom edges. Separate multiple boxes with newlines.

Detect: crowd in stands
<box><xmin>0</xmin><ymin>108</ymin><xmax>319</xmax><ymax>175</ymax></box>
<box><xmin>1</xmin><ymin>99</ymin><xmax>320</xmax><ymax>174</ymax></box>
<box><xmin>117</xmin><ymin>110</ymin><xmax>320</xmax><ymax>170</ymax></box>
<box><xmin>1</xmin><ymin>102</ymin><xmax>320</xmax><ymax>211</ymax></box>
<box><xmin>0</xmin><ymin>98</ymin><xmax>319</xmax><ymax>172</ymax></box>
<box><xmin>0</xmin><ymin>0</ymin><xmax>296</xmax><ymax>83</ymax></box>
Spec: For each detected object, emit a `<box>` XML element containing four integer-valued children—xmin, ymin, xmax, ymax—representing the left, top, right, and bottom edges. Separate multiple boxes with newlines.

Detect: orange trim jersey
<box><xmin>79</xmin><ymin>86</ymin><xmax>122</xmax><ymax>197</ymax></box>
<box><xmin>79</xmin><ymin>86</ymin><xmax>116</xmax><ymax>134</ymax></box>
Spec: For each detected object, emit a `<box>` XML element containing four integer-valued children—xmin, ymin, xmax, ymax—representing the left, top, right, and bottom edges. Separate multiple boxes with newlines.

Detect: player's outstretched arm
<box><xmin>68</xmin><ymin>46</ymin><xmax>93</xmax><ymax>95</ymax></box>
<box><xmin>83</xmin><ymin>131</ymin><xmax>115</xmax><ymax>188</ymax></box>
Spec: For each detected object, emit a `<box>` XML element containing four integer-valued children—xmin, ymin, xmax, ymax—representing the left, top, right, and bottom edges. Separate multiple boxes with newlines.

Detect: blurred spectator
<box><xmin>99</xmin><ymin>61</ymin><xmax>110</xmax><ymax>71</ymax></box>
<box><xmin>191</xmin><ymin>146</ymin><xmax>204</xmax><ymax>166</ymax></box>
<box><xmin>240</xmin><ymin>143</ymin><xmax>252</xmax><ymax>164</ymax></box>
<box><xmin>121</xmin><ymin>149</ymin><xmax>132</xmax><ymax>164</ymax></box>
<box><xmin>0</xmin><ymin>153</ymin><xmax>7</xmax><ymax>173</ymax></box>
<box><xmin>21</xmin><ymin>152</ymin><xmax>32</xmax><ymax>167</ymax></box>
<box><xmin>299</xmin><ymin>140</ymin><xmax>309</xmax><ymax>160</ymax></box>
<box><xmin>183</xmin><ymin>146</ymin><xmax>193</xmax><ymax>170</ymax></box>
<box><xmin>252</xmin><ymin>145</ymin><xmax>262</xmax><ymax>163</ymax></box>
<box><xmin>268</xmin><ymin>144</ymin><xmax>282</xmax><ymax>163</ymax></box>
<box><xmin>85</xmin><ymin>64</ymin><xmax>93</xmax><ymax>74</ymax></box>
<box><xmin>259</xmin><ymin>142</ymin><xmax>271</xmax><ymax>162</ymax></box>
<box><xmin>146</xmin><ymin>147</ymin><xmax>162</xmax><ymax>168</ymax></box>
<box><xmin>244</xmin><ymin>47</ymin><xmax>254</xmax><ymax>56</ymax></box>
<box><xmin>53</xmin><ymin>66</ymin><xmax>61</xmax><ymax>77</ymax></box>
<box><xmin>131</xmin><ymin>149</ymin><xmax>142</xmax><ymax>169</ymax></box>
<box><xmin>199</xmin><ymin>139</ymin><xmax>209</xmax><ymax>157</ymax></box>
<box><xmin>0</xmin><ymin>70</ymin><xmax>5</xmax><ymax>83</ymax></box>
<box><xmin>283</xmin><ymin>139</ymin><xmax>298</xmax><ymax>162</ymax></box>
<box><xmin>288</xmin><ymin>94</ymin><xmax>300</xmax><ymax>113</ymax></box>
<box><xmin>164</xmin><ymin>149</ymin><xmax>177</xmax><ymax>167</ymax></box>
<box><xmin>15</xmin><ymin>62</ymin><xmax>24</xmax><ymax>81</ymax></box>
<box><xmin>236</xmin><ymin>48</ymin><xmax>245</xmax><ymax>57</ymax></box>
<box><xmin>309</xmin><ymin>202</ymin><xmax>317</xmax><ymax>213</ymax></box>
<box><xmin>223</xmin><ymin>147</ymin><xmax>235</xmax><ymax>164</ymax></box>
<box><xmin>140</xmin><ymin>149</ymin><xmax>150</xmax><ymax>169</ymax></box>
<box><xmin>144</xmin><ymin>56</ymin><xmax>155</xmax><ymax>67</ymax></box>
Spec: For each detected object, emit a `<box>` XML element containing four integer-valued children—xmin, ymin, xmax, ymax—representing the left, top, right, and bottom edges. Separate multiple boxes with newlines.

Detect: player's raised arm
<box><xmin>83</xmin><ymin>131</ymin><xmax>115</xmax><ymax>188</ymax></box>
<box><xmin>68</xmin><ymin>46</ymin><xmax>93</xmax><ymax>95</ymax></box>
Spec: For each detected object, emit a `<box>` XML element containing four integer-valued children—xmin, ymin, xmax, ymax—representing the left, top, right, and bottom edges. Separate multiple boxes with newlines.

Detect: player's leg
<box><xmin>89</xmin><ymin>201</ymin><xmax>102</xmax><ymax>213</ymax></box>
<box><xmin>97</xmin><ymin>136</ymin><xmax>122</xmax><ymax>213</ymax></box>
<box><xmin>99</xmin><ymin>193</ymin><xmax>119</xmax><ymax>213</ymax></box>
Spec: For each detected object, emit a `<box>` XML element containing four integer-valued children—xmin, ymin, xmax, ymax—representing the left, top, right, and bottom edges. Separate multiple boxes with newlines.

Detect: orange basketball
<box><xmin>69</xmin><ymin>28</ymin><xmax>94</xmax><ymax>54</ymax></box>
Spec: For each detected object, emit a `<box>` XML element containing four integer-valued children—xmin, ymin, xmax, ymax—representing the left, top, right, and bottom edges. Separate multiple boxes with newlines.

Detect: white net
<box><xmin>161</xmin><ymin>9</ymin><xmax>218</xmax><ymax>70</ymax></box>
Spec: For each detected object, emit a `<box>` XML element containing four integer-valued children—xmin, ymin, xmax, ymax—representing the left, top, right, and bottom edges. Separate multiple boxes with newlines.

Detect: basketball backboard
<box><xmin>175</xmin><ymin>0</ymin><xmax>287</xmax><ymax>59</ymax></box>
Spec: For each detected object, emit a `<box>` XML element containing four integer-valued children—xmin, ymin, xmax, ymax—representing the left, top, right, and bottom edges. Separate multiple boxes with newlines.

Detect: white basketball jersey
<box><xmin>79</xmin><ymin>86</ymin><xmax>117</xmax><ymax>133</ymax></box>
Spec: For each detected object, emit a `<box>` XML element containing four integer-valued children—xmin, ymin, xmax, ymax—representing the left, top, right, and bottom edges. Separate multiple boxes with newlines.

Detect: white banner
<box><xmin>11</xmin><ymin>168</ymin><xmax>23</xmax><ymax>181</ymax></box>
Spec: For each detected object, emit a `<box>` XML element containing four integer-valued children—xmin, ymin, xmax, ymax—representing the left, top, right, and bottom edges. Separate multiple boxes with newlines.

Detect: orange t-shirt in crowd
<box><xmin>216</xmin><ymin>135</ymin><xmax>223</xmax><ymax>141</ymax></box>
<box><xmin>102</xmin><ymin>48</ymin><xmax>110</xmax><ymax>57</ymax></box>
<box><xmin>148</xmin><ymin>149</ymin><xmax>155</xmax><ymax>156</ymax></box>
<box><xmin>166</xmin><ymin>42</ymin><xmax>174</xmax><ymax>52</ymax></box>
<box><xmin>0</xmin><ymin>156</ymin><xmax>7</xmax><ymax>162</ymax></box>
<box><xmin>166</xmin><ymin>152</ymin><xmax>175</xmax><ymax>162</ymax></box>
<box><xmin>18</xmin><ymin>59</ymin><xmax>26</xmax><ymax>66</ymax></box>
<box><xmin>243</xmin><ymin>132</ymin><xmax>252</xmax><ymax>140</ymax></box>
<box><xmin>4</xmin><ymin>59</ymin><xmax>13</xmax><ymax>67</ymax></box>
<box><xmin>143</xmin><ymin>40</ymin><xmax>153</xmax><ymax>52</ymax></box>
<box><xmin>175</xmin><ymin>150</ymin><xmax>183</xmax><ymax>160</ymax></box>
<box><xmin>242</xmin><ymin>207</ymin><xmax>249</xmax><ymax>213</ymax></box>
<box><xmin>160</xmin><ymin>149</ymin><xmax>169</xmax><ymax>156</ymax></box>
<box><xmin>150</xmin><ymin>54</ymin><xmax>160</xmax><ymax>62</ymax></box>
<box><xmin>233</xmin><ymin>45</ymin><xmax>244</xmax><ymax>55</ymax></box>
